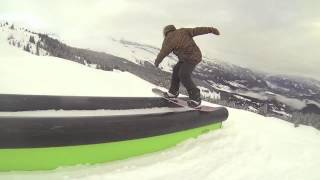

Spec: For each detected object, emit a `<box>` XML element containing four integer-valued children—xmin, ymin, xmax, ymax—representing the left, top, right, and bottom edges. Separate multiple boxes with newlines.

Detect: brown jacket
<box><xmin>155</xmin><ymin>27</ymin><xmax>217</xmax><ymax>65</ymax></box>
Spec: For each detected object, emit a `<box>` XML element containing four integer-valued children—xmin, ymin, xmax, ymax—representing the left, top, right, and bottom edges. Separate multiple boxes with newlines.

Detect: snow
<box><xmin>233</xmin><ymin>94</ymin><xmax>252</xmax><ymax>102</ymax></box>
<box><xmin>208</xmin><ymin>80</ymin><xmax>233</xmax><ymax>93</ymax></box>
<box><xmin>274</xmin><ymin>94</ymin><xmax>307</xmax><ymax>109</ymax></box>
<box><xmin>100</xmin><ymin>38</ymin><xmax>177</xmax><ymax>72</ymax></box>
<box><xmin>248</xmin><ymin>106</ymin><xmax>258</xmax><ymax>113</ymax></box>
<box><xmin>265</xmin><ymin>91</ymin><xmax>276</xmax><ymax>95</ymax></box>
<box><xmin>199</xmin><ymin>86</ymin><xmax>220</xmax><ymax>100</ymax></box>
<box><xmin>0</xmin><ymin>33</ymin><xmax>157</xmax><ymax>97</ymax></box>
<box><xmin>0</xmin><ymin>107</ymin><xmax>189</xmax><ymax>117</ymax></box>
<box><xmin>1</xmin><ymin>29</ymin><xmax>320</xmax><ymax>180</ymax></box>
<box><xmin>266</xmin><ymin>80</ymin><xmax>291</xmax><ymax>92</ymax></box>
<box><xmin>272</xmin><ymin>109</ymin><xmax>292</xmax><ymax>118</ymax></box>
<box><xmin>227</xmin><ymin>81</ymin><xmax>247</xmax><ymax>89</ymax></box>
<box><xmin>306</xmin><ymin>100</ymin><xmax>320</xmax><ymax>109</ymax></box>
<box><xmin>236</xmin><ymin>91</ymin><xmax>307</xmax><ymax>109</ymax></box>
<box><xmin>0</xmin><ymin>23</ymin><xmax>49</xmax><ymax>56</ymax></box>
<box><xmin>83</xmin><ymin>60</ymin><xmax>98</xmax><ymax>69</ymax></box>
<box><xmin>236</xmin><ymin>91</ymin><xmax>269</xmax><ymax>101</ymax></box>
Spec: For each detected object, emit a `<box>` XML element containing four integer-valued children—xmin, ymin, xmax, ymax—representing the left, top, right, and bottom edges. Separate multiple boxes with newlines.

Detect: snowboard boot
<box><xmin>187</xmin><ymin>88</ymin><xmax>201</xmax><ymax>108</ymax></box>
<box><xmin>163</xmin><ymin>91</ymin><xmax>179</xmax><ymax>99</ymax></box>
<box><xmin>187</xmin><ymin>100</ymin><xmax>201</xmax><ymax>108</ymax></box>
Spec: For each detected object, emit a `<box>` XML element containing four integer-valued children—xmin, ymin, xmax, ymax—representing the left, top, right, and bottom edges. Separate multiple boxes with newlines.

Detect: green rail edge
<box><xmin>0</xmin><ymin>122</ymin><xmax>222</xmax><ymax>171</ymax></box>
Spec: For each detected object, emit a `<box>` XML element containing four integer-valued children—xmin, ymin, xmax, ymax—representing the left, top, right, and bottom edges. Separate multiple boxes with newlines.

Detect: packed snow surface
<box><xmin>0</xmin><ymin>32</ymin><xmax>320</xmax><ymax>180</ymax></box>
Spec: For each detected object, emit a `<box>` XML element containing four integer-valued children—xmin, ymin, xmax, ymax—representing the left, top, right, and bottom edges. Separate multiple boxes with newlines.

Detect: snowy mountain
<box><xmin>0</xmin><ymin>28</ymin><xmax>155</xmax><ymax>96</ymax></box>
<box><xmin>1</xmin><ymin>22</ymin><xmax>320</xmax><ymax>128</ymax></box>
<box><xmin>110</xmin><ymin>38</ymin><xmax>320</xmax><ymax>108</ymax></box>
<box><xmin>0</xmin><ymin>22</ymin><xmax>50</xmax><ymax>56</ymax></box>
<box><xmin>94</xmin><ymin>39</ymin><xmax>320</xmax><ymax>124</ymax></box>
<box><xmin>0</xmin><ymin>26</ymin><xmax>320</xmax><ymax>180</ymax></box>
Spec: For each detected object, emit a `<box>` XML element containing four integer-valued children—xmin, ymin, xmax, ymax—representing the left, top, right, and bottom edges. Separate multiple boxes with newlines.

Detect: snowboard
<box><xmin>152</xmin><ymin>88</ymin><xmax>218</xmax><ymax>112</ymax></box>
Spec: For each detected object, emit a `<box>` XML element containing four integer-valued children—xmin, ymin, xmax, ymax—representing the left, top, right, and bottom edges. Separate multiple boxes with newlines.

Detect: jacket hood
<box><xmin>163</xmin><ymin>25</ymin><xmax>176</xmax><ymax>37</ymax></box>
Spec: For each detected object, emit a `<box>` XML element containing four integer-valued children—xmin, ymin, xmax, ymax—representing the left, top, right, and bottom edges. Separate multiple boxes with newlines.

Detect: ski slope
<box><xmin>0</xmin><ymin>33</ymin><xmax>320</xmax><ymax>180</ymax></box>
<box><xmin>0</xmin><ymin>32</ymin><xmax>157</xmax><ymax>97</ymax></box>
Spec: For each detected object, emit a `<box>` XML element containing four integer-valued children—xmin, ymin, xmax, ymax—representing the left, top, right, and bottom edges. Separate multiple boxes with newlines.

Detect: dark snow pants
<box><xmin>169</xmin><ymin>61</ymin><xmax>201</xmax><ymax>101</ymax></box>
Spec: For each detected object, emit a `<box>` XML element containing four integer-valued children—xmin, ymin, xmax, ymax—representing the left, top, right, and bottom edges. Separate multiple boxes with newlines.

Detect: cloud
<box><xmin>1</xmin><ymin>0</ymin><xmax>319</xmax><ymax>80</ymax></box>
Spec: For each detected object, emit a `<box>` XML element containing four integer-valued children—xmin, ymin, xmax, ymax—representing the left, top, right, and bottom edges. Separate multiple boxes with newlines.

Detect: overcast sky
<box><xmin>1</xmin><ymin>0</ymin><xmax>320</xmax><ymax>80</ymax></box>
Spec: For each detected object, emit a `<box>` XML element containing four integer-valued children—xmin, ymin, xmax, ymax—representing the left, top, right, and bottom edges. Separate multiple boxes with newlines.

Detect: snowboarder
<box><xmin>154</xmin><ymin>25</ymin><xmax>220</xmax><ymax>107</ymax></box>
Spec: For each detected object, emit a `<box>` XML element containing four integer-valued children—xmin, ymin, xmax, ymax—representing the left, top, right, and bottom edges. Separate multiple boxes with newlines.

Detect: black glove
<box><xmin>154</xmin><ymin>60</ymin><xmax>160</xmax><ymax>68</ymax></box>
<box><xmin>212</xmin><ymin>28</ymin><xmax>220</xmax><ymax>35</ymax></box>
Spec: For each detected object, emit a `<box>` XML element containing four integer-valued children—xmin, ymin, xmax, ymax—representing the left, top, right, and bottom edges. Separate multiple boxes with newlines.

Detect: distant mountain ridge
<box><xmin>114</xmin><ymin>38</ymin><xmax>320</xmax><ymax>106</ymax></box>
